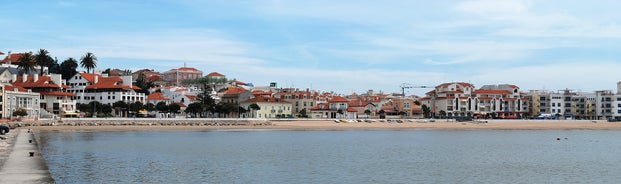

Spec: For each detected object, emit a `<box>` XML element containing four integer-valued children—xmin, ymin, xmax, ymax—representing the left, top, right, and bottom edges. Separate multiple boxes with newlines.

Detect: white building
<box><xmin>2</xmin><ymin>85</ymin><xmax>40</xmax><ymax>119</ymax></box>
<box><xmin>12</xmin><ymin>73</ymin><xmax>77</xmax><ymax>117</ymax></box>
<box><xmin>66</xmin><ymin>72</ymin><xmax>145</xmax><ymax>105</ymax></box>
<box><xmin>241</xmin><ymin>96</ymin><xmax>292</xmax><ymax>118</ymax></box>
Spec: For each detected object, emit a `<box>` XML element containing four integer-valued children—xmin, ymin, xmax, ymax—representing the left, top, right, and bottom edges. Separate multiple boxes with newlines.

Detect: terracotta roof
<box><xmin>243</xmin><ymin>95</ymin><xmax>289</xmax><ymax>103</ymax></box>
<box><xmin>4</xmin><ymin>85</ymin><xmax>28</xmax><ymax>92</ymax></box>
<box><xmin>346</xmin><ymin>107</ymin><xmax>357</xmax><ymax>112</ymax></box>
<box><xmin>328</xmin><ymin>96</ymin><xmax>349</xmax><ymax>103</ymax></box>
<box><xmin>39</xmin><ymin>92</ymin><xmax>76</xmax><ymax>96</ymax></box>
<box><xmin>146</xmin><ymin>92</ymin><xmax>171</xmax><ymax>101</ymax></box>
<box><xmin>0</xmin><ymin>51</ymin><xmax>4</xmax><ymax>55</ymax></box>
<box><xmin>252</xmin><ymin>90</ymin><xmax>272</xmax><ymax>96</ymax></box>
<box><xmin>225</xmin><ymin>87</ymin><xmax>246</xmax><ymax>95</ymax></box>
<box><xmin>206</xmin><ymin>72</ymin><xmax>225</xmax><ymax>77</ymax></box>
<box><xmin>85</xmin><ymin>76</ymin><xmax>140</xmax><ymax>90</ymax></box>
<box><xmin>1</xmin><ymin>53</ymin><xmax>28</xmax><ymax>63</ymax></box>
<box><xmin>477</xmin><ymin>97</ymin><xmax>493</xmax><ymax>100</ymax></box>
<box><xmin>147</xmin><ymin>75</ymin><xmax>164</xmax><ymax>82</ymax></box>
<box><xmin>178</xmin><ymin>67</ymin><xmax>200</xmax><ymax>72</ymax></box>
<box><xmin>12</xmin><ymin>75</ymin><xmax>64</xmax><ymax>88</ymax></box>
<box><xmin>79</xmin><ymin>72</ymin><xmax>100</xmax><ymax>84</ymax></box>
<box><xmin>310</xmin><ymin>103</ymin><xmax>330</xmax><ymax>110</ymax></box>
<box><xmin>174</xmin><ymin>102</ymin><xmax>186</xmax><ymax>108</ymax></box>
<box><xmin>184</xmin><ymin>95</ymin><xmax>198</xmax><ymax>102</ymax></box>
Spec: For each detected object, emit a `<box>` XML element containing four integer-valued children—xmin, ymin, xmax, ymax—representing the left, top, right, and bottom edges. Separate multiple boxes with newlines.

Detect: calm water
<box><xmin>39</xmin><ymin>130</ymin><xmax>621</xmax><ymax>183</ymax></box>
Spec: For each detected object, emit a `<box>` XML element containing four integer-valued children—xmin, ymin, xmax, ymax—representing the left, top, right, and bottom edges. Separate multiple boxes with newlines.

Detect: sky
<box><xmin>2</xmin><ymin>0</ymin><xmax>621</xmax><ymax>96</ymax></box>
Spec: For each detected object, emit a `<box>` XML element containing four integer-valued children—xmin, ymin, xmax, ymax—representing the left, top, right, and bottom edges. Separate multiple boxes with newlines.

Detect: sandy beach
<box><xmin>21</xmin><ymin>119</ymin><xmax>621</xmax><ymax>131</ymax></box>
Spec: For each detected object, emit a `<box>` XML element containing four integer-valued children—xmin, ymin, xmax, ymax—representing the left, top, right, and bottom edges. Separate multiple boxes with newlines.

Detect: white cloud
<box><xmin>48</xmin><ymin>29</ymin><xmax>264</xmax><ymax>68</ymax></box>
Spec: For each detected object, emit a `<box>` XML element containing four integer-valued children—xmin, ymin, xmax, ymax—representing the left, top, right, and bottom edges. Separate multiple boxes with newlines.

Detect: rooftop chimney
<box><xmin>22</xmin><ymin>73</ymin><xmax>27</xmax><ymax>82</ymax></box>
<box><xmin>33</xmin><ymin>73</ymin><xmax>38</xmax><ymax>82</ymax></box>
<box><xmin>94</xmin><ymin>76</ymin><xmax>99</xmax><ymax>84</ymax></box>
<box><xmin>11</xmin><ymin>74</ymin><xmax>16</xmax><ymax>83</ymax></box>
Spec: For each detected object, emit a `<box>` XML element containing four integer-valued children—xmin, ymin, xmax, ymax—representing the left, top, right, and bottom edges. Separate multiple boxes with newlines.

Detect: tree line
<box><xmin>14</xmin><ymin>49</ymin><xmax>98</xmax><ymax>80</ymax></box>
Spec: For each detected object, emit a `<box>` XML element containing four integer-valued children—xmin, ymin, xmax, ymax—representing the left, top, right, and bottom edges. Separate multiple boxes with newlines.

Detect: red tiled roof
<box><xmin>147</xmin><ymin>75</ymin><xmax>164</xmax><ymax>82</ymax></box>
<box><xmin>184</xmin><ymin>95</ymin><xmax>198</xmax><ymax>102</ymax></box>
<box><xmin>12</xmin><ymin>75</ymin><xmax>64</xmax><ymax>88</ymax></box>
<box><xmin>179</xmin><ymin>67</ymin><xmax>200</xmax><ymax>72</ymax></box>
<box><xmin>225</xmin><ymin>87</ymin><xmax>246</xmax><ymax>95</ymax></box>
<box><xmin>206</xmin><ymin>72</ymin><xmax>225</xmax><ymax>77</ymax></box>
<box><xmin>310</xmin><ymin>103</ymin><xmax>330</xmax><ymax>110</ymax></box>
<box><xmin>146</xmin><ymin>92</ymin><xmax>170</xmax><ymax>101</ymax></box>
<box><xmin>0</xmin><ymin>51</ymin><xmax>4</xmax><ymax>55</ymax></box>
<box><xmin>328</xmin><ymin>96</ymin><xmax>349</xmax><ymax>103</ymax></box>
<box><xmin>477</xmin><ymin>97</ymin><xmax>493</xmax><ymax>100</ymax></box>
<box><xmin>85</xmin><ymin>76</ymin><xmax>140</xmax><ymax>90</ymax></box>
<box><xmin>174</xmin><ymin>102</ymin><xmax>187</xmax><ymax>108</ymax></box>
<box><xmin>346</xmin><ymin>107</ymin><xmax>357</xmax><ymax>112</ymax></box>
<box><xmin>79</xmin><ymin>73</ymin><xmax>100</xmax><ymax>84</ymax></box>
<box><xmin>39</xmin><ymin>92</ymin><xmax>76</xmax><ymax>96</ymax></box>
<box><xmin>1</xmin><ymin>53</ymin><xmax>29</xmax><ymax>63</ymax></box>
<box><xmin>4</xmin><ymin>85</ymin><xmax>28</xmax><ymax>92</ymax></box>
<box><xmin>252</xmin><ymin>90</ymin><xmax>272</xmax><ymax>96</ymax></box>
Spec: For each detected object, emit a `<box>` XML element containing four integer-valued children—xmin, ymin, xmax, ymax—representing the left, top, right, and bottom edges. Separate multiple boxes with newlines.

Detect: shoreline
<box><xmin>19</xmin><ymin>119</ymin><xmax>621</xmax><ymax>131</ymax></box>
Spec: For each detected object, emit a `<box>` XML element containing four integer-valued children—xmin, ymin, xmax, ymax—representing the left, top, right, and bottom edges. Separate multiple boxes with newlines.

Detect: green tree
<box><xmin>129</xmin><ymin>101</ymin><xmax>144</xmax><ymax>114</ymax></box>
<box><xmin>145</xmin><ymin>103</ymin><xmax>155</xmax><ymax>111</ymax></box>
<box><xmin>299</xmin><ymin>108</ymin><xmax>308</xmax><ymax>118</ymax></box>
<box><xmin>134</xmin><ymin>72</ymin><xmax>153</xmax><ymax>95</ymax></box>
<box><xmin>80</xmin><ymin>52</ymin><xmax>97</xmax><ymax>73</ymax></box>
<box><xmin>156</xmin><ymin>102</ymin><xmax>168</xmax><ymax>113</ymax></box>
<box><xmin>421</xmin><ymin>104</ymin><xmax>431</xmax><ymax>118</ymax></box>
<box><xmin>100</xmin><ymin>104</ymin><xmax>113</xmax><ymax>116</ymax></box>
<box><xmin>47</xmin><ymin>57</ymin><xmax>61</xmax><ymax>74</ymax></box>
<box><xmin>12</xmin><ymin>108</ymin><xmax>28</xmax><ymax>117</ymax></box>
<box><xmin>168</xmin><ymin>103</ymin><xmax>181</xmax><ymax>115</ymax></box>
<box><xmin>185</xmin><ymin>102</ymin><xmax>203</xmax><ymax>117</ymax></box>
<box><xmin>16</xmin><ymin>52</ymin><xmax>36</xmax><ymax>73</ymax></box>
<box><xmin>88</xmin><ymin>101</ymin><xmax>103</xmax><ymax>117</ymax></box>
<box><xmin>34</xmin><ymin>49</ymin><xmax>53</xmax><ymax>75</ymax></box>
<box><xmin>77</xmin><ymin>103</ymin><xmax>92</xmax><ymax>115</ymax></box>
<box><xmin>60</xmin><ymin>57</ymin><xmax>79</xmax><ymax>80</ymax></box>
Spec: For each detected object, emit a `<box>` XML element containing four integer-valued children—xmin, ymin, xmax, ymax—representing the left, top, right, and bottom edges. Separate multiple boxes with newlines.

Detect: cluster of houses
<box><xmin>2</xmin><ymin>51</ymin><xmax>621</xmax><ymax>120</ymax></box>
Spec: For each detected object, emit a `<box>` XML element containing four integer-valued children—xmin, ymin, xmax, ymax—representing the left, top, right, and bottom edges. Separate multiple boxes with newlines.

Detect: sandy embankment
<box><xmin>20</xmin><ymin>119</ymin><xmax>621</xmax><ymax>131</ymax></box>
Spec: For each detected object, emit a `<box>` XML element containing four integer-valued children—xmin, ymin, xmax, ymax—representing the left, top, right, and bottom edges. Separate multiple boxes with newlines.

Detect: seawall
<box><xmin>0</xmin><ymin>129</ymin><xmax>55</xmax><ymax>183</ymax></box>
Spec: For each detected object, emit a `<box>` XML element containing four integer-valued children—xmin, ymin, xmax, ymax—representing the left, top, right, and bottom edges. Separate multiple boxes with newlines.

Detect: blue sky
<box><xmin>2</xmin><ymin>0</ymin><xmax>621</xmax><ymax>96</ymax></box>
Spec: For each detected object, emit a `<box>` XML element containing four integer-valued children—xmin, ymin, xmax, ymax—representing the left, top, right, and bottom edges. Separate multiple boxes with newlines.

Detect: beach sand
<box><xmin>23</xmin><ymin>119</ymin><xmax>621</xmax><ymax>131</ymax></box>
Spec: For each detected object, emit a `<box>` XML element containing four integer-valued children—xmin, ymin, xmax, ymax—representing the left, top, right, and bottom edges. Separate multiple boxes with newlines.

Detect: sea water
<box><xmin>38</xmin><ymin>130</ymin><xmax>621</xmax><ymax>183</ymax></box>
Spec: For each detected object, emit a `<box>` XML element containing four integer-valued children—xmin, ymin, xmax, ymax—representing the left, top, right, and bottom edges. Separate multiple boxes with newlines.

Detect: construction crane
<box><xmin>400</xmin><ymin>83</ymin><xmax>433</xmax><ymax>96</ymax></box>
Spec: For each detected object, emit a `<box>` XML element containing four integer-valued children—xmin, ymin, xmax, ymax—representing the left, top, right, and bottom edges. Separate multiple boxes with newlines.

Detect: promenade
<box><xmin>0</xmin><ymin>129</ymin><xmax>55</xmax><ymax>183</ymax></box>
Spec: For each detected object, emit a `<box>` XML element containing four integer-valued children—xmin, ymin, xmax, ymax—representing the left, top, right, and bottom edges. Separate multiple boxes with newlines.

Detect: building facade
<box><xmin>66</xmin><ymin>72</ymin><xmax>145</xmax><ymax>105</ymax></box>
<box><xmin>162</xmin><ymin>67</ymin><xmax>203</xmax><ymax>86</ymax></box>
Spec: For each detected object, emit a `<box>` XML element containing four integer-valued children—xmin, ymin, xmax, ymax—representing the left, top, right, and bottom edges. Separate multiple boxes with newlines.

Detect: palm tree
<box><xmin>34</xmin><ymin>49</ymin><xmax>52</xmax><ymax>75</ymax></box>
<box><xmin>16</xmin><ymin>52</ymin><xmax>36</xmax><ymax>74</ymax></box>
<box><xmin>80</xmin><ymin>52</ymin><xmax>97</xmax><ymax>73</ymax></box>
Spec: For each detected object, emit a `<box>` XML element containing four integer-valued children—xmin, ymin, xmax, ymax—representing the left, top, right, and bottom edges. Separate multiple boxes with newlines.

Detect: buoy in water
<box><xmin>557</xmin><ymin>137</ymin><xmax>561</xmax><ymax>141</ymax></box>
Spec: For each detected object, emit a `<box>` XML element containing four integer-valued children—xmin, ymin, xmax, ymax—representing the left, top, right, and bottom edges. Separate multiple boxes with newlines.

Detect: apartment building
<box><xmin>3</xmin><ymin>85</ymin><xmax>40</xmax><ymax>119</ymax></box>
<box><xmin>66</xmin><ymin>72</ymin><xmax>145</xmax><ymax>105</ymax></box>
<box><xmin>240</xmin><ymin>95</ymin><xmax>292</xmax><ymax>118</ymax></box>
<box><xmin>272</xmin><ymin>88</ymin><xmax>318</xmax><ymax>117</ymax></box>
<box><xmin>12</xmin><ymin>73</ymin><xmax>77</xmax><ymax>117</ymax></box>
<box><xmin>420</xmin><ymin>82</ymin><xmax>529</xmax><ymax>118</ymax></box>
<box><xmin>162</xmin><ymin>67</ymin><xmax>203</xmax><ymax>86</ymax></box>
